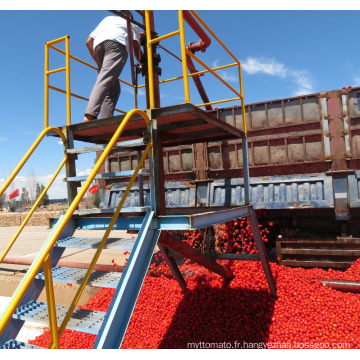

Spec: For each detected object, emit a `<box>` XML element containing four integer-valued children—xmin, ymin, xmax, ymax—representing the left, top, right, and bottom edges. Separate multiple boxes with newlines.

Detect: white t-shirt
<box><xmin>90</xmin><ymin>16</ymin><xmax>140</xmax><ymax>53</ymax></box>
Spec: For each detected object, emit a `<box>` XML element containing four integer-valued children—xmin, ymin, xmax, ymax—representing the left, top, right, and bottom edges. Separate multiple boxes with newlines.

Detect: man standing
<box><xmin>83</xmin><ymin>11</ymin><xmax>143</xmax><ymax>122</ymax></box>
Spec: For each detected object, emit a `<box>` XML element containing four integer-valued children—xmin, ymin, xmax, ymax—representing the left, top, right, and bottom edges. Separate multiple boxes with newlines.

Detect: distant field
<box><xmin>0</xmin><ymin>200</ymin><xmax>97</xmax><ymax>227</ymax></box>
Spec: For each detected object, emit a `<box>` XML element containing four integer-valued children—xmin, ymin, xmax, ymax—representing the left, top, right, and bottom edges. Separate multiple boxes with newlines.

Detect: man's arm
<box><xmin>86</xmin><ymin>36</ymin><xmax>97</xmax><ymax>64</ymax></box>
<box><xmin>133</xmin><ymin>40</ymin><xmax>143</xmax><ymax>64</ymax></box>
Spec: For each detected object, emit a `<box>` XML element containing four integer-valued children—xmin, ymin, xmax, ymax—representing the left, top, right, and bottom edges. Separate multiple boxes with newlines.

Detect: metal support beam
<box><xmin>137</xmin><ymin>150</ymin><xmax>144</xmax><ymax>207</ymax></box>
<box><xmin>158</xmin><ymin>232</ymin><xmax>233</xmax><ymax>280</ymax></box>
<box><xmin>155</xmin><ymin>206</ymin><xmax>252</xmax><ymax>230</ymax></box>
<box><xmin>189</xmin><ymin>206</ymin><xmax>251</xmax><ymax>229</ymax></box>
<box><xmin>242</xmin><ymin>133</ymin><xmax>250</xmax><ymax>205</ymax></box>
<box><xmin>248</xmin><ymin>207</ymin><xmax>277</xmax><ymax>298</ymax></box>
<box><xmin>94</xmin><ymin>212</ymin><xmax>160</xmax><ymax>349</ymax></box>
<box><xmin>158</xmin><ymin>240</ymin><xmax>187</xmax><ymax>293</ymax></box>
<box><xmin>64</xmin><ymin>130</ymin><xmax>78</xmax><ymax>206</ymax></box>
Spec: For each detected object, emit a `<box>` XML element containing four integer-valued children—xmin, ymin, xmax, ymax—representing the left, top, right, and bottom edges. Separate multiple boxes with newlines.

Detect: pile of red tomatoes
<box><xmin>28</xmin><ymin>215</ymin><xmax>360</xmax><ymax>349</ymax></box>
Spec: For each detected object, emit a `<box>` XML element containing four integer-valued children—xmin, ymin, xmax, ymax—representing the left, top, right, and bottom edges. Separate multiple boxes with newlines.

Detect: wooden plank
<box><xmin>281</xmin><ymin>260</ymin><xmax>353</xmax><ymax>268</ymax></box>
<box><xmin>277</xmin><ymin>238</ymin><xmax>360</xmax><ymax>244</ymax></box>
<box><xmin>276</xmin><ymin>237</ymin><xmax>360</xmax><ymax>269</ymax></box>
<box><xmin>281</xmin><ymin>248</ymin><xmax>360</xmax><ymax>256</ymax></box>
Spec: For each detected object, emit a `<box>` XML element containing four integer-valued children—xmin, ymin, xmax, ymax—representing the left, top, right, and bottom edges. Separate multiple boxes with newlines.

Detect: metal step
<box><xmin>0</xmin><ymin>339</ymin><xmax>43</xmax><ymax>349</ymax></box>
<box><xmin>64</xmin><ymin>169</ymin><xmax>149</xmax><ymax>182</ymax></box>
<box><xmin>13</xmin><ymin>301</ymin><xmax>106</xmax><ymax>335</ymax></box>
<box><xmin>66</xmin><ymin>138</ymin><xmax>146</xmax><ymax>154</ymax></box>
<box><xmin>73</xmin><ymin>206</ymin><xmax>151</xmax><ymax>215</ymax></box>
<box><xmin>55</xmin><ymin>236</ymin><xmax>135</xmax><ymax>250</ymax></box>
<box><xmin>36</xmin><ymin>266</ymin><xmax>123</xmax><ymax>289</ymax></box>
<box><xmin>76</xmin><ymin>216</ymin><xmax>145</xmax><ymax>230</ymax></box>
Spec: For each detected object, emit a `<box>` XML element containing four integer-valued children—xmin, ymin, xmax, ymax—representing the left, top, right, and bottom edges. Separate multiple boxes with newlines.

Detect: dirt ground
<box><xmin>0</xmin><ymin>201</ymin><xmax>93</xmax><ymax>227</ymax></box>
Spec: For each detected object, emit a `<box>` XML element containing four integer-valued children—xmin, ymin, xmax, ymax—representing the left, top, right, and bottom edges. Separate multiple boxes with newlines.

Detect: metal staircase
<box><xmin>0</xmin><ymin>108</ymin><xmax>159</xmax><ymax>348</ymax></box>
<box><xmin>0</xmin><ymin>212</ymin><xmax>159</xmax><ymax>349</ymax></box>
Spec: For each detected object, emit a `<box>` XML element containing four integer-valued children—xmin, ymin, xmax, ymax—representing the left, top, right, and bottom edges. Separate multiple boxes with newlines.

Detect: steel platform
<box><xmin>61</xmin><ymin>103</ymin><xmax>244</xmax><ymax>145</ymax></box>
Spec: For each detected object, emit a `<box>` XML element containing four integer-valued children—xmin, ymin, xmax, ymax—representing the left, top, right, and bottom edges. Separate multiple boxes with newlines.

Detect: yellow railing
<box><xmin>0</xmin><ymin>127</ymin><xmax>67</xmax><ymax>198</ymax></box>
<box><xmin>0</xmin><ymin>157</ymin><xmax>67</xmax><ymax>264</ymax></box>
<box><xmin>0</xmin><ymin>109</ymin><xmax>151</xmax><ymax>348</ymax></box>
<box><xmin>0</xmin><ymin>126</ymin><xmax>67</xmax><ymax>267</ymax></box>
<box><xmin>45</xmin><ymin>12</ymin><xmax>246</xmax><ymax>132</ymax></box>
<box><xmin>44</xmin><ymin>36</ymin><xmax>138</xmax><ymax>128</ymax></box>
<box><xmin>144</xmin><ymin>10</ymin><xmax>247</xmax><ymax>133</ymax></box>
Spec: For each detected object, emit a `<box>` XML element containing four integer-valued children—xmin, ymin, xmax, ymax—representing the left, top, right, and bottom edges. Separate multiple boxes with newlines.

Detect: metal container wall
<box><xmin>210</xmin><ymin>174</ymin><xmax>333</xmax><ymax>209</ymax></box>
<box><xmin>205</xmin><ymin>93</ymin><xmax>327</xmax><ymax>178</ymax></box>
<box><xmin>106</xmin><ymin>91</ymin><xmax>329</xmax><ymax>179</ymax></box>
<box><xmin>348</xmin><ymin>88</ymin><xmax>360</xmax><ymax>161</ymax></box>
<box><xmin>101</xmin><ymin>86</ymin><xmax>360</xmax><ymax>213</ymax></box>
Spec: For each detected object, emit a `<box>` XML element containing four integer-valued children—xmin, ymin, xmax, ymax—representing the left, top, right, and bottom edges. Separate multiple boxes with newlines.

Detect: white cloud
<box><xmin>242</xmin><ymin>56</ymin><xmax>313</xmax><ymax>96</ymax></box>
<box><xmin>212</xmin><ymin>59</ymin><xmax>221</xmax><ymax>68</ymax></box>
<box><xmin>290</xmin><ymin>69</ymin><xmax>313</xmax><ymax>95</ymax></box>
<box><xmin>218</xmin><ymin>70</ymin><xmax>238</xmax><ymax>83</ymax></box>
<box><xmin>137</xmin><ymin>88</ymin><xmax>146</xmax><ymax>96</ymax></box>
<box><xmin>77</xmin><ymin>168</ymin><xmax>92</xmax><ymax>176</ymax></box>
<box><xmin>209</xmin><ymin>59</ymin><xmax>239</xmax><ymax>83</ymax></box>
<box><xmin>354</xmin><ymin>77</ymin><xmax>360</xmax><ymax>86</ymax></box>
<box><xmin>0</xmin><ymin>137</ymin><xmax>6</xmax><ymax>142</ymax></box>
<box><xmin>242</xmin><ymin>57</ymin><xmax>288</xmax><ymax>78</ymax></box>
<box><xmin>123</xmin><ymin>87</ymin><xmax>145</xmax><ymax>96</ymax></box>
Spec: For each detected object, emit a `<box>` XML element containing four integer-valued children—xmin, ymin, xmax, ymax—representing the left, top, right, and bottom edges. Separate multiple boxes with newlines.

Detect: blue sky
<box><xmin>1</xmin><ymin>6</ymin><xmax>360</xmax><ymax>199</ymax></box>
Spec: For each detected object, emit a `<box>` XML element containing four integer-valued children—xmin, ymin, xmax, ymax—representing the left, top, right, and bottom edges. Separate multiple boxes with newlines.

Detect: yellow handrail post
<box><xmin>44</xmin><ymin>42</ymin><xmax>49</xmax><ymax>128</ymax></box>
<box><xmin>238</xmin><ymin>61</ymin><xmax>247</xmax><ymax>134</ymax></box>
<box><xmin>65</xmin><ymin>36</ymin><xmax>71</xmax><ymax>125</ymax></box>
<box><xmin>43</xmin><ymin>254</ymin><xmax>60</xmax><ymax>349</ymax></box>
<box><xmin>178</xmin><ymin>10</ymin><xmax>190</xmax><ymax>103</ymax></box>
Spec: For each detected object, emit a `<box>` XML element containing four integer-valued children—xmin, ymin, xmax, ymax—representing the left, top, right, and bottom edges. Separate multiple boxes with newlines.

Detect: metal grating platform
<box><xmin>55</xmin><ymin>236</ymin><xmax>136</xmax><ymax>250</ymax></box>
<box><xmin>0</xmin><ymin>339</ymin><xmax>43</xmax><ymax>349</ymax></box>
<box><xmin>73</xmin><ymin>207</ymin><xmax>151</xmax><ymax>216</ymax></box>
<box><xmin>66</xmin><ymin>138</ymin><xmax>146</xmax><ymax>154</ymax></box>
<box><xmin>65</xmin><ymin>169</ymin><xmax>149</xmax><ymax>182</ymax></box>
<box><xmin>64</xmin><ymin>103</ymin><xmax>244</xmax><ymax>145</ymax></box>
<box><xmin>36</xmin><ymin>266</ymin><xmax>123</xmax><ymax>288</ymax></box>
<box><xmin>13</xmin><ymin>301</ymin><xmax>106</xmax><ymax>335</ymax></box>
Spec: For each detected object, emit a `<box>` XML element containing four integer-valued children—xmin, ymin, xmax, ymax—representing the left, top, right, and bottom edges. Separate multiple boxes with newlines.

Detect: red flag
<box><xmin>9</xmin><ymin>189</ymin><xmax>19</xmax><ymax>199</ymax></box>
<box><xmin>89</xmin><ymin>185</ymin><xmax>99</xmax><ymax>194</ymax></box>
